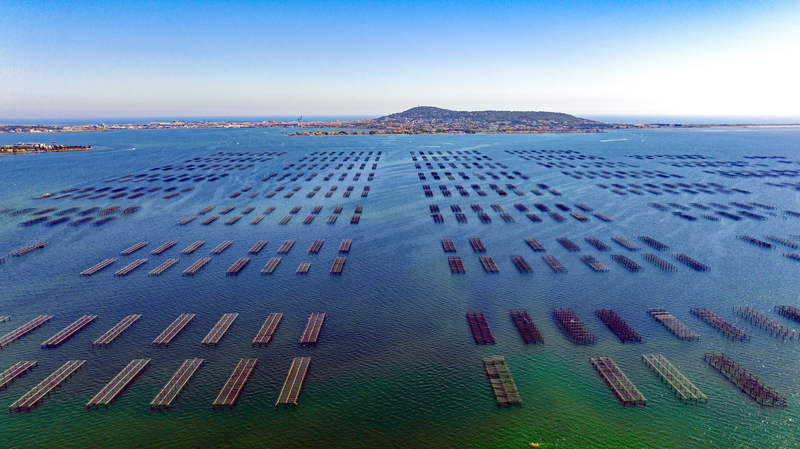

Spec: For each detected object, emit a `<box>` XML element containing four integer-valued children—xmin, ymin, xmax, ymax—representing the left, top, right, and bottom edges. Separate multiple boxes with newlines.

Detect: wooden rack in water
<box><xmin>248</xmin><ymin>240</ymin><xmax>268</xmax><ymax>254</ymax></box>
<box><xmin>0</xmin><ymin>315</ymin><xmax>53</xmax><ymax>348</ymax></box>
<box><xmin>0</xmin><ymin>361</ymin><xmax>37</xmax><ymax>390</ymax></box>
<box><xmin>542</xmin><ymin>255</ymin><xmax>567</xmax><ymax>272</ymax></box>
<box><xmin>673</xmin><ymin>253</ymin><xmax>710</xmax><ymax>271</ymax></box>
<box><xmin>308</xmin><ymin>239</ymin><xmax>325</xmax><ymax>254</ymax></box>
<box><xmin>115</xmin><ymin>259</ymin><xmax>147</xmax><ymax>276</ymax></box>
<box><xmin>8</xmin><ymin>241</ymin><xmax>49</xmax><ymax>257</ymax></box>
<box><xmin>42</xmin><ymin>315</ymin><xmax>97</xmax><ymax>348</ymax></box>
<box><xmin>276</xmin><ymin>357</ymin><xmax>311</xmax><ymax>407</ymax></box>
<box><xmin>120</xmin><ymin>241</ymin><xmax>148</xmax><ymax>255</ymax></box>
<box><xmin>181</xmin><ymin>241</ymin><xmax>205</xmax><ymax>254</ymax></box>
<box><xmin>9</xmin><ymin>360</ymin><xmax>85</xmax><ymax>412</ymax></box>
<box><xmin>704</xmin><ymin>353</ymin><xmax>786</xmax><ymax>406</ymax></box>
<box><xmin>178</xmin><ymin>216</ymin><xmax>196</xmax><ymax>225</ymax></box>
<box><xmin>479</xmin><ymin>256</ymin><xmax>499</xmax><ymax>273</ymax></box>
<box><xmin>448</xmin><ymin>256</ymin><xmax>465</xmax><ymax>273</ymax></box>
<box><xmin>149</xmin><ymin>258</ymin><xmax>179</xmax><ymax>276</ymax></box>
<box><xmin>213</xmin><ymin>358</ymin><xmax>257</xmax><ymax>409</ymax></box>
<box><xmin>150</xmin><ymin>241</ymin><xmax>177</xmax><ymax>255</ymax></box>
<box><xmin>591</xmin><ymin>356</ymin><xmax>646</xmax><ymax>406</ymax></box>
<box><xmin>690</xmin><ymin>308</ymin><xmax>750</xmax><ymax>340</ymax></box>
<box><xmin>553</xmin><ymin>308</ymin><xmax>596</xmax><ymax>344</ymax></box>
<box><xmin>201</xmin><ymin>216</ymin><xmax>219</xmax><ymax>225</ymax></box>
<box><xmin>611</xmin><ymin>237</ymin><xmax>640</xmax><ymax>251</ymax></box>
<box><xmin>639</xmin><ymin>236</ymin><xmax>669</xmax><ymax>250</ymax></box>
<box><xmin>641</xmin><ymin>253</ymin><xmax>676</xmax><ymax>271</ymax></box>
<box><xmin>580</xmin><ymin>255</ymin><xmax>609</xmax><ymax>272</ymax></box>
<box><xmin>330</xmin><ymin>257</ymin><xmax>346</xmax><ymax>274</ymax></box>
<box><xmin>584</xmin><ymin>237</ymin><xmax>610</xmax><ymax>251</ymax></box>
<box><xmin>469</xmin><ymin>238</ymin><xmax>486</xmax><ymax>252</ymax></box>
<box><xmin>183</xmin><ymin>257</ymin><xmax>211</xmax><ymax>276</ymax></box>
<box><xmin>467</xmin><ymin>311</ymin><xmax>495</xmax><ymax>344</ymax></box>
<box><xmin>300</xmin><ymin>313</ymin><xmax>326</xmax><ymax>346</ymax></box>
<box><xmin>484</xmin><ymin>356</ymin><xmax>522</xmax><ymax>406</ymax></box>
<box><xmin>80</xmin><ymin>259</ymin><xmax>117</xmax><ymax>276</ymax></box>
<box><xmin>339</xmin><ymin>239</ymin><xmax>352</xmax><ymax>253</ymax></box>
<box><xmin>226</xmin><ymin>257</ymin><xmax>250</xmax><ymax>276</ymax></box>
<box><xmin>596</xmin><ymin>309</ymin><xmax>641</xmax><ymax>342</ymax></box>
<box><xmin>250</xmin><ymin>215</ymin><xmax>265</xmax><ymax>224</ymax></box>
<box><xmin>734</xmin><ymin>306</ymin><xmax>796</xmax><ymax>340</ymax></box>
<box><xmin>87</xmin><ymin>359</ymin><xmax>151</xmax><ymax>408</ymax></box>
<box><xmin>510</xmin><ymin>255</ymin><xmax>532</xmax><ymax>272</ymax></box>
<box><xmin>201</xmin><ymin>313</ymin><xmax>238</xmax><ymax>346</ymax></box>
<box><xmin>253</xmin><ymin>313</ymin><xmax>283</xmax><ymax>346</ymax></box>
<box><xmin>611</xmin><ymin>254</ymin><xmax>643</xmax><ymax>272</ymax></box>
<box><xmin>296</xmin><ymin>262</ymin><xmax>311</xmax><ymax>274</ymax></box>
<box><xmin>642</xmin><ymin>354</ymin><xmax>706</xmax><ymax>404</ymax></box>
<box><xmin>210</xmin><ymin>240</ymin><xmax>233</xmax><ymax>255</ymax></box>
<box><xmin>525</xmin><ymin>238</ymin><xmax>545</xmax><ymax>252</ymax></box>
<box><xmin>150</xmin><ymin>358</ymin><xmax>204</xmax><ymax>410</ymax></box>
<box><xmin>261</xmin><ymin>257</ymin><xmax>282</xmax><ymax>274</ymax></box>
<box><xmin>153</xmin><ymin>314</ymin><xmax>196</xmax><ymax>346</ymax></box>
<box><xmin>647</xmin><ymin>308</ymin><xmax>699</xmax><ymax>340</ymax></box>
<box><xmin>509</xmin><ymin>309</ymin><xmax>543</xmax><ymax>343</ymax></box>
<box><xmin>277</xmin><ymin>240</ymin><xmax>295</xmax><ymax>254</ymax></box>
<box><xmin>93</xmin><ymin>314</ymin><xmax>141</xmax><ymax>346</ymax></box>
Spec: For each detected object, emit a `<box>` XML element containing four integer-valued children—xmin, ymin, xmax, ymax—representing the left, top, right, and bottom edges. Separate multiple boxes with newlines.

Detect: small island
<box><xmin>286</xmin><ymin>106</ymin><xmax>611</xmax><ymax>135</ymax></box>
<box><xmin>1</xmin><ymin>143</ymin><xmax>92</xmax><ymax>154</ymax></box>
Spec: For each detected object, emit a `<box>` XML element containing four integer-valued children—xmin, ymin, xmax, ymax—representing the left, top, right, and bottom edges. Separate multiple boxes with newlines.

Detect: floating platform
<box><xmin>510</xmin><ymin>255</ymin><xmax>532</xmax><ymax>272</ymax></box>
<box><xmin>339</xmin><ymin>239</ymin><xmax>352</xmax><ymax>253</ymax></box>
<box><xmin>733</xmin><ymin>307</ymin><xmax>796</xmax><ymax>340</ymax></box>
<box><xmin>9</xmin><ymin>360</ymin><xmax>85</xmax><ymax>412</ymax></box>
<box><xmin>183</xmin><ymin>257</ymin><xmax>211</xmax><ymax>276</ymax></box>
<box><xmin>509</xmin><ymin>309</ymin><xmax>543</xmax><ymax>343</ymax></box>
<box><xmin>153</xmin><ymin>314</ymin><xmax>196</xmax><ymax>346</ymax></box>
<box><xmin>253</xmin><ymin>313</ymin><xmax>283</xmax><ymax>346</ymax></box>
<box><xmin>526</xmin><ymin>213</ymin><xmax>542</xmax><ymax>222</ymax></box>
<box><xmin>690</xmin><ymin>308</ymin><xmax>750</xmax><ymax>340</ymax></box>
<box><xmin>201</xmin><ymin>216</ymin><xmax>219</xmax><ymax>225</ymax></box>
<box><xmin>647</xmin><ymin>308</ymin><xmax>699</xmax><ymax>340</ymax></box>
<box><xmin>213</xmin><ymin>359</ymin><xmax>257</xmax><ymax>409</ymax></box>
<box><xmin>225</xmin><ymin>215</ymin><xmax>242</xmax><ymax>225</ymax></box>
<box><xmin>210</xmin><ymin>240</ymin><xmax>233</xmax><ymax>255</ymax></box>
<box><xmin>327</xmin><ymin>214</ymin><xmax>338</xmax><ymax>224</ymax></box>
<box><xmin>80</xmin><ymin>259</ymin><xmax>117</xmax><ymax>276</ymax></box>
<box><xmin>92</xmin><ymin>314</ymin><xmax>142</xmax><ymax>346</ymax></box>
<box><xmin>593</xmin><ymin>212</ymin><xmax>613</xmax><ymax>221</ymax></box>
<box><xmin>42</xmin><ymin>315</ymin><xmax>97</xmax><ymax>348</ymax></box>
<box><xmin>201</xmin><ymin>313</ymin><xmax>239</xmax><ymax>346</ymax></box>
<box><xmin>276</xmin><ymin>357</ymin><xmax>311</xmax><ymax>407</ymax></box>
<box><xmin>642</xmin><ymin>354</ymin><xmax>706</xmax><ymax>404</ymax></box>
<box><xmin>87</xmin><ymin>359</ymin><xmax>151</xmax><ymax>408</ymax></box>
<box><xmin>525</xmin><ymin>238</ymin><xmax>545</xmax><ymax>252</ymax></box>
<box><xmin>483</xmin><ymin>356</ymin><xmax>522</xmax><ymax>406</ymax></box>
<box><xmin>673</xmin><ymin>253</ymin><xmax>710</xmax><ymax>271</ymax></box>
<box><xmin>181</xmin><ymin>241</ymin><xmax>205</xmax><ymax>254</ymax></box>
<box><xmin>120</xmin><ymin>241</ymin><xmax>148</xmax><ymax>256</ymax></box>
<box><xmin>330</xmin><ymin>257</ymin><xmax>346</xmax><ymax>274</ymax></box>
<box><xmin>553</xmin><ymin>308</ymin><xmax>596</xmax><ymax>344</ymax></box>
<box><xmin>277</xmin><ymin>240</ymin><xmax>295</xmax><ymax>254</ymax></box>
<box><xmin>591</xmin><ymin>356</ymin><xmax>646</xmax><ymax>406</ymax></box>
<box><xmin>0</xmin><ymin>361</ymin><xmax>37</xmax><ymax>390</ymax></box>
<box><xmin>580</xmin><ymin>255</ymin><xmax>609</xmax><ymax>272</ymax></box>
<box><xmin>150</xmin><ymin>241</ymin><xmax>177</xmax><ymax>255</ymax></box>
<box><xmin>248</xmin><ymin>240</ymin><xmax>268</xmax><ymax>254</ymax></box>
<box><xmin>261</xmin><ymin>257</ymin><xmax>282</xmax><ymax>274</ymax></box>
<box><xmin>308</xmin><ymin>239</ymin><xmax>325</xmax><ymax>254</ymax></box>
<box><xmin>300</xmin><ymin>313</ymin><xmax>326</xmax><ymax>346</ymax></box>
<box><xmin>641</xmin><ymin>253</ymin><xmax>676</xmax><ymax>271</ymax></box>
<box><xmin>226</xmin><ymin>257</ymin><xmax>250</xmax><ymax>276</ymax></box>
<box><xmin>596</xmin><ymin>309</ymin><xmax>641</xmax><ymax>342</ymax></box>
<box><xmin>0</xmin><ymin>315</ymin><xmax>53</xmax><ymax>348</ymax></box>
<box><xmin>178</xmin><ymin>216</ymin><xmax>197</xmax><ymax>225</ymax></box>
<box><xmin>115</xmin><ymin>259</ymin><xmax>147</xmax><ymax>276</ymax></box>
<box><xmin>542</xmin><ymin>255</ymin><xmax>567</xmax><ymax>272</ymax></box>
<box><xmin>350</xmin><ymin>214</ymin><xmax>360</xmax><ymax>224</ymax></box>
<box><xmin>469</xmin><ymin>238</ymin><xmax>486</xmax><ymax>252</ymax></box>
<box><xmin>704</xmin><ymin>353</ymin><xmax>786</xmax><ymax>406</ymax></box>
<box><xmin>150</xmin><ymin>358</ymin><xmax>204</xmax><ymax>409</ymax></box>
<box><xmin>467</xmin><ymin>311</ymin><xmax>495</xmax><ymax>344</ymax></box>
<box><xmin>448</xmin><ymin>256</ymin><xmax>465</xmax><ymax>273</ymax></box>
<box><xmin>250</xmin><ymin>215</ymin><xmax>265</xmax><ymax>225</ymax></box>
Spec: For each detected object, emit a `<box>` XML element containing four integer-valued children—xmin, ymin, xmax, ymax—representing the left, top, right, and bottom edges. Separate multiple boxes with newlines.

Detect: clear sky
<box><xmin>2</xmin><ymin>0</ymin><xmax>799</xmax><ymax>119</ymax></box>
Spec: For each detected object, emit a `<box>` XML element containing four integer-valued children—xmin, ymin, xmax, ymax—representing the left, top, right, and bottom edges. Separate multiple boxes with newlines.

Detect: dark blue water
<box><xmin>1</xmin><ymin>127</ymin><xmax>799</xmax><ymax>448</ymax></box>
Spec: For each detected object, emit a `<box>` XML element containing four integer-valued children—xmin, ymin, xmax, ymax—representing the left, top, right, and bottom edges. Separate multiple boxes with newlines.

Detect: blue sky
<box><xmin>2</xmin><ymin>0</ymin><xmax>799</xmax><ymax>119</ymax></box>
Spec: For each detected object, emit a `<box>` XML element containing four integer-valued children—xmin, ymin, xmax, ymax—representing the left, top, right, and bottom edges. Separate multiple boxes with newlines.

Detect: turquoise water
<box><xmin>1</xmin><ymin>127</ymin><xmax>799</xmax><ymax>448</ymax></box>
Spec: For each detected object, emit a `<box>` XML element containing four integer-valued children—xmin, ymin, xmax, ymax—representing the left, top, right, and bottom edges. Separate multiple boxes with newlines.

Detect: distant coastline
<box><xmin>1</xmin><ymin>106</ymin><xmax>798</xmax><ymax>136</ymax></box>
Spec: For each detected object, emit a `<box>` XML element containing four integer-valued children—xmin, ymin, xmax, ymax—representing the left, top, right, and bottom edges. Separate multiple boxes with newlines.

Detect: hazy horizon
<box><xmin>3</xmin><ymin>1</ymin><xmax>799</xmax><ymax>119</ymax></box>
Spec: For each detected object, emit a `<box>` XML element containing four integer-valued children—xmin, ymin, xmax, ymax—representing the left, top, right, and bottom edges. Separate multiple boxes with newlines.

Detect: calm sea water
<box><xmin>1</xmin><ymin>127</ymin><xmax>799</xmax><ymax>448</ymax></box>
